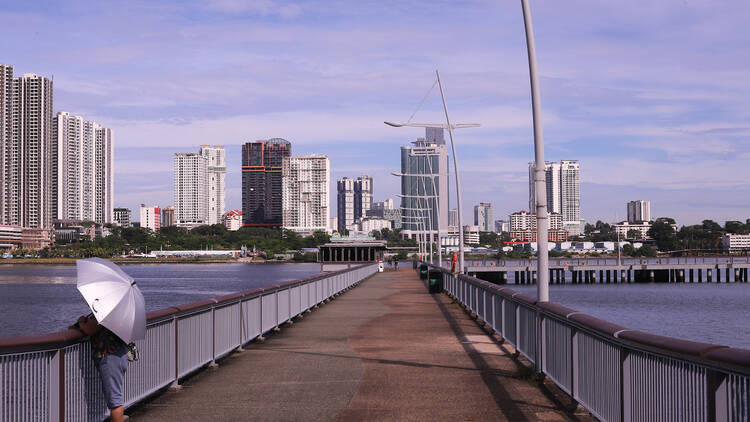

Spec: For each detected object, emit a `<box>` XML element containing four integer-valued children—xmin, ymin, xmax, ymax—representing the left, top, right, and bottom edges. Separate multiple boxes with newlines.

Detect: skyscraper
<box><xmin>400</xmin><ymin>130</ymin><xmax>449</xmax><ymax>242</ymax></box>
<box><xmin>174</xmin><ymin>152</ymin><xmax>207</xmax><ymax>226</ymax></box>
<box><xmin>0</xmin><ymin>65</ymin><xmax>54</xmax><ymax>229</ymax></box>
<box><xmin>283</xmin><ymin>154</ymin><xmax>330</xmax><ymax>233</ymax></box>
<box><xmin>354</xmin><ymin>176</ymin><xmax>372</xmax><ymax>222</ymax></box>
<box><xmin>337</xmin><ymin>175</ymin><xmax>372</xmax><ymax>232</ymax></box>
<box><xmin>627</xmin><ymin>200</ymin><xmax>651</xmax><ymax>223</ymax></box>
<box><xmin>337</xmin><ymin>178</ymin><xmax>355</xmax><ymax>232</ymax></box>
<box><xmin>52</xmin><ymin>112</ymin><xmax>114</xmax><ymax>224</ymax></box>
<box><xmin>242</xmin><ymin>138</ymin><xmax>290</xmax><ymax>227</ymax></box>
<box><xmin>529</xmin><ymin>160</ymin><xmax>580</xmax><ymax>235</ymax></box>
<box><xmin>199</xmin><ymin>145</ymin><xmax>226</xmax><ymax>225</ymax></box>
<box><xmin>474</xmin><ymin>202</ymin><xmax>493</xmax><ymax>232</ymax></box>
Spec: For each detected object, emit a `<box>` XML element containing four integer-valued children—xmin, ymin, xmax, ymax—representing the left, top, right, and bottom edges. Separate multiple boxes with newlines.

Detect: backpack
<box><xmin>126</xmin><ymin>342</ymin><xmax>140</xmax><ymax>362</ymax></box>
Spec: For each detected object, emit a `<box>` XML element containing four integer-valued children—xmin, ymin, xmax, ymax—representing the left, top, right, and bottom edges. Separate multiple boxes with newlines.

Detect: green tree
<box><xmin>648</xmin><ymin>218</ymin><xmax>678</xmax><ymax>251</ymax></box>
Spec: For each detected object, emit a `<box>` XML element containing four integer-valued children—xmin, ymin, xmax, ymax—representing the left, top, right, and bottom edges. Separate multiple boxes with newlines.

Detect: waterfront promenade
<box><xmin>128</xmin><ymin>268</ymin><xmax>588</xmax><ymax>421</ymax></box>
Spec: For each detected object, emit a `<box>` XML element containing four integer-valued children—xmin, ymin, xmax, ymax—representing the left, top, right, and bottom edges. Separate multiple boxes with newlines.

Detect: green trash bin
<box><xmin>419</xmin><ymin>264</ymin><xmax>428</xmax><ymax>280</ymax></box>
<box><xmin>428</xmin><ymin>270</ymin><xmax>443</xmax><ymax>293</ymax></box>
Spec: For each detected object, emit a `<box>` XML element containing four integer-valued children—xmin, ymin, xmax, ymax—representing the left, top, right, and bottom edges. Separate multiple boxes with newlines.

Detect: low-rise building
<box><xmin>221</xmin><ymin>210</ymin><xmax>243</xmax><ymax>231</ymax></box>
<box><xmin>0</xmin><ymin>225</ymin><xmax>23</xmax><ymax>250</ymax></box>
<box><xmin>113</xmin><ymin>208</ymin><xmax>131</xmax><ymax>227</ymax></box>
<box><xmin>359</xmin><ymin>217</ymin><xmax>392</xmax><ymax>234</ymax></box>
<box><xmin>613</xmin><ymin>221</ymin><xmax>652</xmax><ymax>240</ymax></box>
<box><xmin>723</xmin><ymin>234</ymin><xmax>750</xmax><ymax>253</ymax></box>
<box><xmin>509</xmin><ymin>210</ymin><xmax>567</xmax><ymax>242</ymax></box>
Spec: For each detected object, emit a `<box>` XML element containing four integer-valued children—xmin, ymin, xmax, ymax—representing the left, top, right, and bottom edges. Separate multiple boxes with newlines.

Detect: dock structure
<box><xmin>128</xmin><ymin>268</ymin><xmax>585</xmax><ymax>421</ymax></box>
<box><xmin>464</xmin><ymin>256</ymin><xmax>750</xmax><ymax>284</ymax></box>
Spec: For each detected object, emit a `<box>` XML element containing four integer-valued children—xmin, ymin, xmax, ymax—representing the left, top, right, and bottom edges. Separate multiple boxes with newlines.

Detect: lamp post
<box><xmin>521</xmin><ymin>0</ymin><xmax>549</xmax><ymax>303</ymax></box>
<box><xmin>385</xmin><ymin>76</ymin><xmax>479</xmax><ymax>274</ymax></box>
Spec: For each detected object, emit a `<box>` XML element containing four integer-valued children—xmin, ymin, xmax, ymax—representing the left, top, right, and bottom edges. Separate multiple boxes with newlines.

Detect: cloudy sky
<box><xmin>3</xmin><ymin>0</ymin><xmax>749</xmax><ymax>225</ymax></box>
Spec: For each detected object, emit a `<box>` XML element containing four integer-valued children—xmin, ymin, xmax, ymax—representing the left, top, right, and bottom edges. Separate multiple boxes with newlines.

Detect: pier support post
<box><xmin>717</xmin><ymin>267</ymin><xmax>721</xmax><ymax>282</ymax></box>
<box><xmin>698</xmin><ymin>268</ymin><xmax>703</xmax><ymax>283</ymax></box>
<box><xmin>606</xmin><ymin>270</ymin><xmax>611</xmax><ymax>283</ymax></box>
<box><xmin>515</xmin><ymin>271</ymin><xmax>519</xmax><ymax>284</ymax></box>
<box><xmin>689</xmin><ymin>269</ymin><xmax>694</xmax><ymax>283</ymax></box>
<box><xmin>627</xmin><ymin>270</ymin><xmax>631</xmax><ymax>282</ymax></box>
<box><xmin>708</xmin><ymin>268</ymin><xmax>712</xmax><ymax>282</ymax></box>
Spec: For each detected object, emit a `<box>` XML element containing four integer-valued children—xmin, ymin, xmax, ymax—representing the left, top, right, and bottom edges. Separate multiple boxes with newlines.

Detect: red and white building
<box><xmin>139</xmin><ymin>205</ymin><xmax>161</xmax><ymax>232</ymax></box>
<box><xmin>509</xmin><ymin>210</ymin><xmax>568</xmax><ymax>243</ymax></box>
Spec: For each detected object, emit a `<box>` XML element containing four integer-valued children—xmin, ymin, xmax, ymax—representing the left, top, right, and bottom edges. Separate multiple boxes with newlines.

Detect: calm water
<box><xmin>511</xmin><ymin>283</ymin><xmax>750</xmax><ymax>350</ymax></box>
<box><xmin>0</xmin><ymin>263</ymin><xmax>320</xmax><ymax>338</ymax></box>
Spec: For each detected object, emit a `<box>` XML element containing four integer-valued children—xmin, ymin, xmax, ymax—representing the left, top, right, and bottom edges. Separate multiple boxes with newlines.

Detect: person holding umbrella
<box><xmin>71</xmin><ymin>258</ymin><xmax>146</xmax><ymax>422</ymax></box>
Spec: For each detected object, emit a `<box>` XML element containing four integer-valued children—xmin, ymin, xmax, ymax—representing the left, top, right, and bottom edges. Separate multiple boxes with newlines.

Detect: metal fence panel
<box><xmin>477</xmin><ymin>288</ymin><xmax>486</xmax><ymax>321</ymax></box>
<box><xmin>517</xmin><ymin>306</ymin><xmax>536</xmax><ymax>363</ymax></box>
<box><xmin>214</xmin><ymin>303</ymin><xmax>241</xmax><ymax>359</ymax></box>
<box><xmin>64</xmin><ymin>343</ymin><xmax>107</xmax><ymax>422</ymax></box>
<box><xmin>491</xmin><ymin>294</ymin><xmax>503</xmax><ymax>335</ymax></box>
<box><xmin>0</xmin><ymin>350</ymin><xmax>55</xmax><ymax>422</ymax></box>
<box><xmin>729</xmin><ymin>373</ymin><xmax>749</xmax><ymax>421</ymax></box>
<box><xmin>574</xmin><ymin>332</ymin><xmax>621</xmax><ymax>422</ymax></box>
<box><xmin>177</xmin><ymin>311</ymin><xmax>213</xmax><ymax>378</ymax></box>
<box><xmin>290</xmin><ymin>286</ymin><xmax>302</xmax><ymax>316</ymax></box>
<box><xmin>277</xmin><ymin>289</ymin><xmax>291</xmax><ymax>324</ymax></box>
<box><xmin>542</xmin><ymin>317</ymin><xmax>572</xmax><ymax>395</ymax></box>
<box><xmin>241</xmin><ymin>297</ymin><xmax>261</xmax><ymax>344</ymax></box>
<box><xmin>261</xmin><ymin>294</ymin><xmax>277</xmax><ymax>333</ymax></box>
<box><xmin>124</xmin><ymin>319</ymin><xmax>175</xmax><ymax>408</ymax></box>
<box><xmin>626</xmin><ymin>351</ymin><xmax>706</xmax><ymax>422</ymax></box>
<box><xmin>503</xmin><ymin>300</ymin><xmax>517</xmax><ymax>347</ymax></box>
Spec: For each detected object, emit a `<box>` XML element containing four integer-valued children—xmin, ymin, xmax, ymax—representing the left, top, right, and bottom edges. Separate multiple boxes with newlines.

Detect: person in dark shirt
<box><xmin>73</xmin><ymin>314</ymin><xmax>128</xmax><ymax>422</ymax></box>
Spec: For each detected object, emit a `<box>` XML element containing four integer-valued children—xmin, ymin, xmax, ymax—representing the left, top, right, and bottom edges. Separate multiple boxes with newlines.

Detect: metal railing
<box><xmin>0</xmin><ymin>263</ymin><xmax>378</xmax><ymax>422</ymax></box>
<box><xmin>430</xmin><ymin>263</ymin><xmax>750</xmax><ymax>422</ymax></box>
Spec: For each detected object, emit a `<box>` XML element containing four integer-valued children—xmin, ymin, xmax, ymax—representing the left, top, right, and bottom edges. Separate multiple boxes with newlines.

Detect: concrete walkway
<box><xmin>129</xmin><ymin>268</ymin><xmax>593</xmax><ymax>421</ymax></box>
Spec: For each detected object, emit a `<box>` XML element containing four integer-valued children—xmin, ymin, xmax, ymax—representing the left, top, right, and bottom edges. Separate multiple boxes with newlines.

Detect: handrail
<box><xmin>426</xmin><ymin>262</ymin><xmax>750</xmax><ymax>421</ymax></box>
<box><xmin>0</xmin><ymin>263</ymin><xmax>379</xmax><ymax>422</ymax></box>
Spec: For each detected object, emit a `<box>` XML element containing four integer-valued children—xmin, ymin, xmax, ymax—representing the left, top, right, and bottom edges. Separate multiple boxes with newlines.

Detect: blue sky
<box><xmin>3</xmin><ymin>0</ymin><xmax>750</xmax><ymax>225</ymax></box>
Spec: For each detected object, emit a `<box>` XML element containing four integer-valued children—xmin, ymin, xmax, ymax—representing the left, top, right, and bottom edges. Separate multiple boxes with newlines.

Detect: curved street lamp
<box><xmin>385</xmin><ymin>71</ymin><xmax>479</xmax><ymax>274</ymax></box>
<box><xmin>521</xmin><ymin>0</ymin><xmax>549</xmax><ymax>302</ymax></box>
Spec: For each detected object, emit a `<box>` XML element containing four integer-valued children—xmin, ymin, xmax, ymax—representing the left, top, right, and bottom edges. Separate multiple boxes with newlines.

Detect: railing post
<box><xmin>209</xmin><ymin>305</ymin><xmax>218</xmax><ymax>368</ymax></box>
<box><xmin>171</xmin><ymin>315</ymin><xmax>180</xmax><ymax>389</ymax></box>
<box><xmin>707</xmin><ymin>369</ymin><xmax>728</xmax><ymax>422</ymax></box>
<box><xmin>621</xmin><ymin>349</ymin><xmax>631</xmax><ymax>422</ymax></box>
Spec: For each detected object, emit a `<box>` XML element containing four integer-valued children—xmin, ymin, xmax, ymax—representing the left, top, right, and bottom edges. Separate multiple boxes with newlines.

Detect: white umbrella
<box><xmin>76</xmin><ymin>258</ymin><xmax>146</xmax><ymax>344</ymax></box>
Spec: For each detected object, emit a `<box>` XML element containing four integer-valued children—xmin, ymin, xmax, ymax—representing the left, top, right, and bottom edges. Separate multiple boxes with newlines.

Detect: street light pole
<box><xmin>436</xmin><ymin>70</ymin><xmax>465</xmax><ymax>274</ymax></box>
<box><xmin>521</xmin><ymin>0</ymin><xmax>549</xmax><ymax>302</ymax></box>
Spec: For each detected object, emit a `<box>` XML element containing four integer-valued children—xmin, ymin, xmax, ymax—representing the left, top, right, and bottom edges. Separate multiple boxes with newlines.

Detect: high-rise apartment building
<box><xmin>337</xmin><ymin>175</ymin><xmax>373</xmax><ymax>232</ymax></box>
<box><xmin>242</xmin><ymin>138</ymin><xmax>290</xmax><ymax>227</ymax></box>
<box><xmin>139</xmin><ymin>204</ymin><xmax>160</xmax><ymax>232</ymax></box>
<box><xmin>354</xmin><ymin>176</ymin><xmax>372</xmax><ymax>222</ymax></box>
<box><xmin>529</xmin><ymin>160</ymin><xmax>580</xmax><ymax>235</ymax></box>
<box><xmin>627</xmin><ymin>200</ymin><xmax>651</xmax><ymax>223</ymax></box>
<box><xmin>52</xmin><ymin>112</ymin><xmax>113</xmax><ymax>225</ymax></box>
<box><xmin>474</xmin><ymin>202</ymin><xmax>493</xmax><ymax>232</ymax></box>
<box><xmin>283</xmin><ymin>154</ymin><xmax>330</xmax><ymax>233</ymax></box>
<box><xmin>174</xmin><ymin>152</ymin><xmax>208</xmax><ymax>226</ymax></box>
<box><xmin>449</xmin><ymin>209</ymin><xmax>458</xmax><ymax>227</ymax></box>
<box><xmin>0</xmin><ymin>65</ymin><xmax>54</xmax><ymax>229</ymax></box>
<box><xmin>337</xmin><ymin>178</ymin><xmax>355</xmax><ymax>232</ymax></box>
<box><xmin>113</xmin><ymin>207</ymin><xmax>131</xmax><ymax>227</ymax></box>
<box><xmin>400</xmin><ymin>130</ymin><xmax>449</xmax><ymax>242</ymax></box>
<box><xmin>199</xmin><ymin>145</ymin><xmax>226</xmax><ymax>225</ymax></box>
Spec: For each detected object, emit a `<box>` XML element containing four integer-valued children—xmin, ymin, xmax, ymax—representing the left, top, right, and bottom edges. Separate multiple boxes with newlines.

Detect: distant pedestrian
<box><xmin>394</xmin><ymin>259</ymin><xmax>399</xmax><ymax>270</ymax></box>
